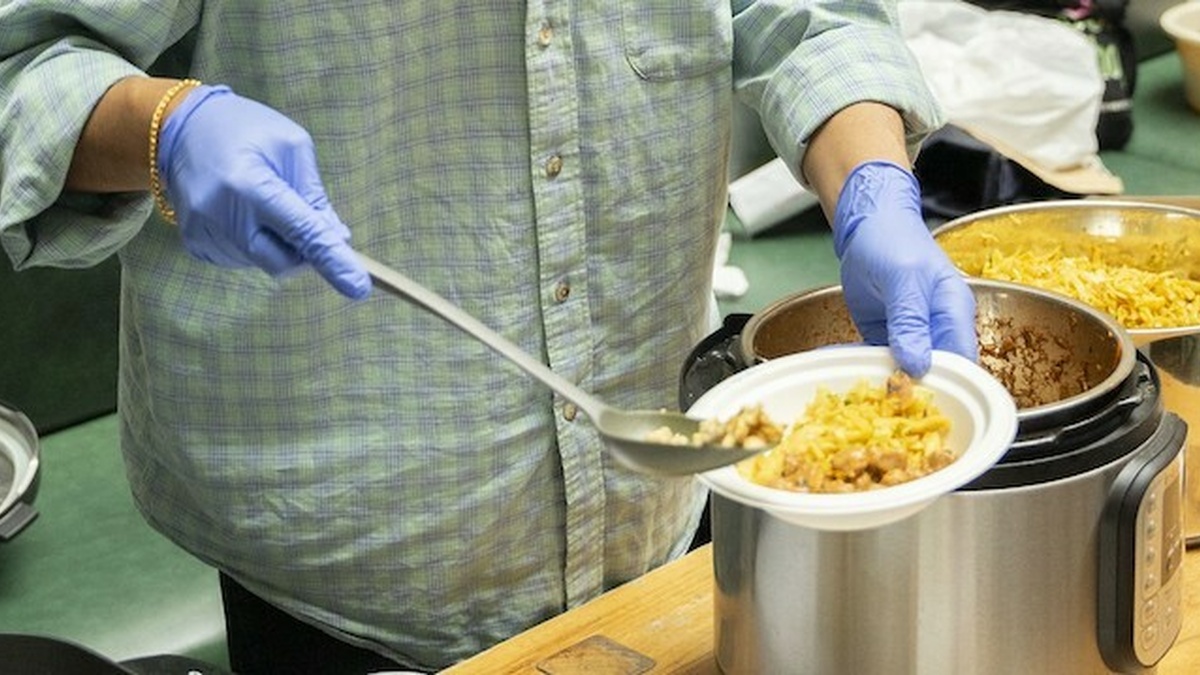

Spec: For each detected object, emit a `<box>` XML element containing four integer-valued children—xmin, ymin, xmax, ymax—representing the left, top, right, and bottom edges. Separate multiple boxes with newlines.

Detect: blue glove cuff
<box><xmin>156</xmin><ymin>84</ymin><xmax>234</xmax><ymax>179</ymax></box>
<box><xmin>831</xmin><ymin>160</ymin><xmax>920</xmax><ymax>259</ymax></box>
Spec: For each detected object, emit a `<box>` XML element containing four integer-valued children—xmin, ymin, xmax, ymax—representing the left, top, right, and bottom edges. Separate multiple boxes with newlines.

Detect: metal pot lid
<box><xmin>1</xmin><ymin>403</ymin><xmax>40</xmax><ymax>537</ymax></box>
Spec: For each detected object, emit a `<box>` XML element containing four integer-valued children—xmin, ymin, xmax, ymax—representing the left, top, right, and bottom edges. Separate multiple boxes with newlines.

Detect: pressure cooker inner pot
<box><xmin>740</xmin><ymin>279</ymin><xmax>1135</xmax><ymax>418</ymax></box>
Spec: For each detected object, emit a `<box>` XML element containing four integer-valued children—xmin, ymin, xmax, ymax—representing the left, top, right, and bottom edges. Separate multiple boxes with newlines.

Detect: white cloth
<box><xmin>727</xmin><ymin>157</ymin><xmax>820</xmax><ymax>235</ymax></box>
<box><xmin>713</xmin><ymin>232</ymin><xmax>749</xmax><ymax>299</ymax></box>
<box><xmin>899</xmin><ymin>0</ymin><xmax>1104</xmax><ymax>172</ymax></box>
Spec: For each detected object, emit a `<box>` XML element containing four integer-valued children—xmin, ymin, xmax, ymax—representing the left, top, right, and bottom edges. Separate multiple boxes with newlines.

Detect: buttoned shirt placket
<box><xmin>524</xmin><ymin>2</ymin><xmax>607</xmax><ymax>608</ymax></box>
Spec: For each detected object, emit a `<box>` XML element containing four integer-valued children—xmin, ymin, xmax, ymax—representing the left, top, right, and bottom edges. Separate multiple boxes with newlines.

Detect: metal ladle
<box><xmin>359</xmin><ymin>254</ymin><xmax>769</xmax><ymax>476</ymax></box>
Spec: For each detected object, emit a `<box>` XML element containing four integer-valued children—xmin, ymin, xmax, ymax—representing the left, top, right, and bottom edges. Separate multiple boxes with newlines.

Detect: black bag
<box><xmin>963</xmin><ymin>0</ymin><xmax>1137</xmax><ymax>150</ymax></box>
<box><xmin>915</xmin><ymin>125</ymin><xmax>1074</xmax><ymax>220</ymax></box>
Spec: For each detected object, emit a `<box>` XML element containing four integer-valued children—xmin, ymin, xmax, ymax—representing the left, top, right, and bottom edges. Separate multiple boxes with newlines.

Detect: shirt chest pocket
<box><xmin>622</xmin><ymin>1</ymin><xmax>733</xmax><ymax>81</ymax></box>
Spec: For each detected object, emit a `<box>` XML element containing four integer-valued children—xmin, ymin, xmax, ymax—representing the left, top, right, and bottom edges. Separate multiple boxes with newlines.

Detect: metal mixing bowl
<box><xmin>931</xmin><ymin>199</ymin><xmax>1200</xmax><ymax>345</ymax></box>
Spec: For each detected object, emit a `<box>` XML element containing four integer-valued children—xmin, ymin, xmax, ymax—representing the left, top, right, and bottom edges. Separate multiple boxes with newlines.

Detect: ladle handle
<box><xmin>359</xmin><ymin>253</ymin><xmax>608</xmax><ymax>421</ymax></box>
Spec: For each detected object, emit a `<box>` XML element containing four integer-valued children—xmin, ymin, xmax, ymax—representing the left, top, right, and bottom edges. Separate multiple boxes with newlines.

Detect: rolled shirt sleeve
<box><xmin>731</xmin><ymin>0</ymin><xmax>945</xmax><ymax>182</ymax></box>
<box><xmin>0</xmin><ymin>2</ymin><xmax>197</xmax><ymax>269</ymax></box>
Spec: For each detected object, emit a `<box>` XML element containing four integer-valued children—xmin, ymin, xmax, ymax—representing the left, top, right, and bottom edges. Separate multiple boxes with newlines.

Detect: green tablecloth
<box><xmin>1100</xmin><ymin>52</ymin><xmax>1200</xmax><ymax>194</ymax></box>
<box><xmin>0</xmin><ymin>414</ymin><xmax>228</xmax><ymax>668</ymax></box>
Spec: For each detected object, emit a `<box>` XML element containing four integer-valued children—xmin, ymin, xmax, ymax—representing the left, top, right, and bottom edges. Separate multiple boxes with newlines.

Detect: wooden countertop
<box><xmin>443</xmin><ymin>544</ymin><xmax>1200</xmax><ymax>675</ymax></box>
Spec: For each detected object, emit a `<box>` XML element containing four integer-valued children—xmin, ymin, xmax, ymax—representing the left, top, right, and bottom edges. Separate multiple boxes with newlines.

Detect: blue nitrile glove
<box><xmin>833</xmin><ymin>160</ymin><xmax>977</xmax><ymax>376</ymax></box>
<box><xmin>156</xmin><ymin>85</ymin><xmax>371</xmax><ymax>299</ymax></box>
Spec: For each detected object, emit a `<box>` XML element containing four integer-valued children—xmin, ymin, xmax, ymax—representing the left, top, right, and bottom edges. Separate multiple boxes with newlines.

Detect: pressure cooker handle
<box><xmin>678</xmin><ymin>313</ymin><xmax>753</xmax><ymax>410</ymax></box>
<box><xmin>1008</xmin><ymin>390</ymin><xmax>1144</xmax><ymax>454</ymax></box>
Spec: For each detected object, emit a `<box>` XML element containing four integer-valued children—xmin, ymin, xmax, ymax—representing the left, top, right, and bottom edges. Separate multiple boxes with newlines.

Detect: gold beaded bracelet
<box><xmin>148</xmin><ymin>78</ymin><xmax>202</xmax><ymax>225</ymax></box>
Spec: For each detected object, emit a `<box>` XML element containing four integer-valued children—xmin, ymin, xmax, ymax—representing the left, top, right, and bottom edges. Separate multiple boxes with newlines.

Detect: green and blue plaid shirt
<box><xmin>0</xmin><ymin>1</ymin><xmax>939</xmax><ymax>668</ymax></box>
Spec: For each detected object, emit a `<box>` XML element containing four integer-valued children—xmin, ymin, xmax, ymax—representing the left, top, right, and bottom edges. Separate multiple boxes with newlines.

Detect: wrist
<box><xmin>803</xmin><ymin>102</ymin><xmax>910</xmax><ymax>209</ymax></box>
<box><xmin>65</xmin><ymin>76</ymin><xmax>195</xmax><ymax>192</ymax></box>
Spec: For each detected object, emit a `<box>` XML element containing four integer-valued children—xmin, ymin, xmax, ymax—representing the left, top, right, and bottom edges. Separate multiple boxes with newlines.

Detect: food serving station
<box><xmin>2</xmin><ymin>40</ymin><xmax>1200</xmax><ymax>675</ymax></box>
<box><xmin>451</xmin><ymin>171</ymin><xmax>1200</xmax><ymax>675</ymax></box>
<box><xmin>447</xmin><ymin>279</ymin><xmax>1200</xmax><ymax>675</ymax></box>
<box><xmin>445</xmin><ymin>224</ymin><xmax>1200</xmax><ymax>675</ymax></box>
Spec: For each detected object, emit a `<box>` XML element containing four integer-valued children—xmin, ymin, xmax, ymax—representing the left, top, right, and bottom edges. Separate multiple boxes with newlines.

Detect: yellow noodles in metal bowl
<box><xmin>967</xmin><ymin>247</ymin><xmax>1200</xmax><ymax>329</ymax></box>
<box><xmin>934</xmin><ymin>201</ymin><xmax>1200</xmax><ymax>330</ymax></box>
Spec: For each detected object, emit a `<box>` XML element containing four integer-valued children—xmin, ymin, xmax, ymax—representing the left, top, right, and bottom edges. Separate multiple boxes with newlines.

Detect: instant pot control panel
<box><xmin>1098</xmin><ymin>412</ymin><xmax>1186</xmax><ymax>671</ymax></box>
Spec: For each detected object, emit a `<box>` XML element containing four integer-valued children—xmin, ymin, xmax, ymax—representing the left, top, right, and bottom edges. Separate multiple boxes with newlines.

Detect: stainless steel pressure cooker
<box><xmin>682</xmin><ymin>280</ymin><xmax>1186</xmax><ymax>674</ymax></box>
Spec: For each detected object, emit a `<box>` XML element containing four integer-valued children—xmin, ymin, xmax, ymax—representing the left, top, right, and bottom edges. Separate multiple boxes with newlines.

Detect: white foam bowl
<box><xmin>1162</xmin><ymin>1</ymin><xmax>1200</xmax><ymax>113</ymax></box>
<box><xmin>692</xmin><ymin>346</ymin><xmax>1018</xmax><ymax>531</ymax></box>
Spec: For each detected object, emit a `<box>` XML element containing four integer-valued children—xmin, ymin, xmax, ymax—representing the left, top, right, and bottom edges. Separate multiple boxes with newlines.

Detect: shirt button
<box><xmin>537</xmin><ymin>23</ymin><xmax>554</xmax><ymax>47</ymax></box>
<box><xmin>554</xmin><ymin>282</ymin><xmax>570</xmax><ymax>303</ymax></box>
<box><xmin>545</xmin><ymin>155</ymin><xmax>563</xmax><ymax>179</ymax></box>
<box><xmin>563</xmin><ymin>403</ymin><xmax>578</xmax><ymax>421</ymax></box>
